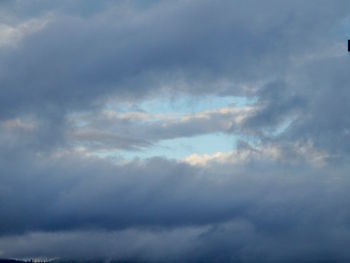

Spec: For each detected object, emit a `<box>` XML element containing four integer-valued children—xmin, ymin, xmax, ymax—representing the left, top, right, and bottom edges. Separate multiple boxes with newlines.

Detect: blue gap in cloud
<box><xmin>102</xmin><ymin>95</ymin><xmax>255</xmax><ymax>160</ymax></box>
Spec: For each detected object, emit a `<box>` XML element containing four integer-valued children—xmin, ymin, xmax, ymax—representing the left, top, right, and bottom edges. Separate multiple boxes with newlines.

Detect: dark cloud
<box><xmin>0</xmin><ymin>0</ymin><xmax>348</xmax><ymax>155</ymax></box>
<box><xmin>1</xmin><ymin>0</ymin><xmax>350</xmax><ymax>262</ymax></box>
<box><xmin>1</xmin><ymin>148</ymin><xmax>350</xmax><ymax>262</ymax></box>
<box><xmin>244</xmin><ymin>54</ymin><xmax>350</xmax><ymax>157</ymax></box>
<box><xmin>1</xmin><ymin>0</ymin><xmax>348</xmax><ymax>118</ymax></box>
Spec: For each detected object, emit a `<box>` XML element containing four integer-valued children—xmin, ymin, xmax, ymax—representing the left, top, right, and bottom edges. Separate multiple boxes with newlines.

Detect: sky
<box><xmin>1</xmin><ymin>0</ymin><xmax>350</xmax><ymax>262</ymax></box>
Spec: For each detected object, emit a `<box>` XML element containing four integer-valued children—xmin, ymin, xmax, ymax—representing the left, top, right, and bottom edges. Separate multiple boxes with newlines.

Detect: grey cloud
<box><xmin>245</xmin><ymin>54</ymin><xmax>350</xmax><ymax>157</ymax></box>
<box><xmin>285</xmin><ymin>56</ymin><xmax>350</xmax><ymax>155</ymax></box>
<box><xmin>1</xmin><ymin>1</ymin><xmax>350</xmax><ymax>262</ymax></box>
<box><xmin>0</xmin><ymin>0</ymin><xmax>348</xmax><ymax>157</ymax></box>
<box><xmin>1</xmin><ymin>0</ymin><xmax>348</xmax><ymax>119</ymax></box>
<box><xmin>2</xmin><ymin>220</ymin><xmax>350</xmax><ymax>263</ymax></box>
<box><xmin>1</xmin><ymin>149</ymin><xmax>350</xmax><ymax>261</ymax></box>
<box><xmin>0</xmin><ymin>228</ymin><xmax>202</xmax><ymax>262</ymax></box>
<box><xmin>0</xmin><ymin>0</ymin><xmax>349</xmax><ymax>155</ymax></box>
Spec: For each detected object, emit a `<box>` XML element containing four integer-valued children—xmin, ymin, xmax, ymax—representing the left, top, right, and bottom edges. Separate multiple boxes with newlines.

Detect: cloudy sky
<box><xmin>1</xmin><ymin>0</ymin><xmax>350</xmax><ymax>262</ymax></box>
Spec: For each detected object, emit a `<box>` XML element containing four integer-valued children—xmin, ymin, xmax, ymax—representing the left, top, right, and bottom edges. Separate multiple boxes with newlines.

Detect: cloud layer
<box><xmin>1</xmin><ymin>0</ymin><xmax>350</xmax><ymax>262</ymax></box>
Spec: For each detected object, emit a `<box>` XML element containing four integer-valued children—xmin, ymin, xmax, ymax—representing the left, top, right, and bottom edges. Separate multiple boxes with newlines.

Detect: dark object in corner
<box><xmin>348</xmin><ymin>39</ymin><xmax>350</xmax><ymax>52</ymax></box>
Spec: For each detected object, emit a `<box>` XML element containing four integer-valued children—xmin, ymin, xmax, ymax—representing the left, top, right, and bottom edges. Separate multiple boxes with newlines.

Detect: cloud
<box><xmin>2</xmin><ymin>219</ymin><xmax>350</xmax><ymax>263</ymax></box>
<box><xmin>0</xmin><ymin>17</ymin><xmax>50</xmax><ymax>48</ymax></box>
<box><xmin>1</xmin><ymin>0</ymin><xmax>350</xmax><ymax>262</ymax></box>
<box><xmin>0</xmin><ymin>0</ymin><xmax>348</xmax><ymax>154</ymax></box>
<box><xmin>1</xmin><ymin>0</ymin><xmax>348</xmax><ymax>118</ymax></box>
<box><xmin>183</xmin><ymin>140</ymin><xmax>328</xmax><ymax>167</ymax></box>
<box><xmin>66</xmin><ymin>106</ymin><xmax>252</xmax><ymax>151</ymax></box>
<box><xmin>0</xmin><ymin>147</ymin><xmax>350</xmax><ymax>261</ymax></box>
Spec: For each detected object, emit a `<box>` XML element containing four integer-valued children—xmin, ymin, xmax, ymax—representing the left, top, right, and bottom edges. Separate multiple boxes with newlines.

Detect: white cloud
<box><xmin>0</xmin><ymin>16</ymin><xmax>51</xmax><ymax>48</ymax></box>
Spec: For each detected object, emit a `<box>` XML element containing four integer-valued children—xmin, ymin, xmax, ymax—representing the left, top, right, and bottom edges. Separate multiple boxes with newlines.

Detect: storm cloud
<box><xmin>1</xmin><ymin>0</ymin><xmax>350</xmax><ymax>262</ymax></box>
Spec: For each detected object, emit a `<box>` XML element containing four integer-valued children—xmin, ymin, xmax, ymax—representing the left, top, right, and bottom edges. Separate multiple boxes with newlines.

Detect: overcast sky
<box><xmin>1</xmin><ymin>1</ymin><xmax>350</xmax><ymax>262</ymax></box>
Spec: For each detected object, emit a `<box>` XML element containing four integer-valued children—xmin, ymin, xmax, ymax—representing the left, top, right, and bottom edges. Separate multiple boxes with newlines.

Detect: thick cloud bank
<box><xmin>1</xmin><ymin>0</ymin><xmax>350</xmax><ymax>262</ymax></box>
<box><xmin>1</xmin><ymin>149</ymin><xmax>350</xmax><ymax>262</ymax></box>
